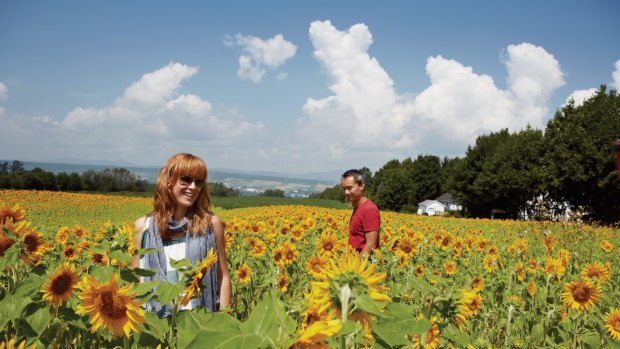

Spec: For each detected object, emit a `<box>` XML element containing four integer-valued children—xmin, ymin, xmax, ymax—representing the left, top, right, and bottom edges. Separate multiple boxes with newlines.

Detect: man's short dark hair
<box><xmin>342</xmin><ymin>169</ymin><xmax>364</xmax><ymax>185</ymax></box>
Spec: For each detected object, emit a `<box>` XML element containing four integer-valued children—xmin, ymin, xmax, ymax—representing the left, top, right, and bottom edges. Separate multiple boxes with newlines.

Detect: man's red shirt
<box><xmin>348</xmin><ymin>199</ymin><xmax>380</xmax><ymax>251</ymax></box>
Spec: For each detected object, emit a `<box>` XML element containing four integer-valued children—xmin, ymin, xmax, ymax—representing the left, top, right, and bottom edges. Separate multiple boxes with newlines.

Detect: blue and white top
<box><xmin>139</xmin><ymin>215</ymin><xmax>219</xmax><ymax>317</ymax></box>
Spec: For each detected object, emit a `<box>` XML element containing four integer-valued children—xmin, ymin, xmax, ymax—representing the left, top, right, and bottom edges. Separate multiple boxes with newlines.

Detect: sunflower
<box><xmin>395</xmin><ymin>237</ymin><xmax>417</xmax><ymax>257</ymax></box>
<box><xmin>443</xmin><ymin>260</ymin><xmax>456</xmax><ymax>276</ymax></box>
<box><xmin>439</xmin><ymin>234</ymin><xmax>453</xmax><ymax>250</ymax></box>
<box><xmin>526</xmin><ymin>282</ymin><xmax>537</xmax><ymax>297</ymax></box>
<box><xmin>278</xmin><ymin>270</ymin><xmax>289</xmax><ymax>293</ymax></box>
<box><xmin>236</xmin><ymin>263</ymin><xmax>252</xmax><ymax>285</ymax></box>
<box><xmin>0</xmin><ymin>204</ymin><xmax>25</xmax><ymax>224</ymax></box>
<box><xmin>51</xmin><ymin>227</ymin><xmax>70</xmax><ymax>245</ymax></box>
<box><xmin>452</xmin><ymin>289</ymin><xmax>476</xmax><ymax>330</ymax></box>
<box><xmin>310</xmin><ymin>250</ymin><xmax>390</xmax><ymax>314</ymax></box>
<box><xmin>293</xmin><ymin>319</ymin><xmax>341</xmax><ymax>349</ymax></box>
<box><xmin>63</xmin><ymin>245</ymin><xmax>80</xmax><ymax>261</ymax></box>
<box><xmin>301</xmin><ymin>291</ymin><xmax>334</xmax><ymax>329</ymax></box>
<box><xmin>316</xmin><ymin>231</ymin><xmax>341</xmax><ymax>256</ymax></box>
<box><xmin>526</xmin><ymin>259</ymin><xmax>539</xmax><ymax>273</ymax></box>
<box><xmin>600</xmin><ymin>240</ymin><xmax>614</xmax><ymax>253</ymax></box>
<box><xmin>282</xmin><ymin>241</ymin><xmax>299</xmax><ymax>266</ymax></box>
<box><xmin>20</xmin><ymin>229</ymin><xmax>48</xmax><ymax>264</ymax></box>
<box><xmin>411</xmin><ymin>316</ymin><xmax>440</xmax><ymax>349</ymax></box>
<box><xmin>415</xmin><ymin>265</ymin><xmax>425</xmax><ymax>278</ymax></box>
<box><xmin>89</xmin><ymin>251</ymin><xmax>108</xmax><ymax>266</ymax></box>
<box><xmin>543</xmin><ymin>234</ymin><xmax>556</xmax><ymax>252</ymax></box>
<box><xmin>466</xmin><ymin>292</ymin><xmax>483</xmax><ymax>315</ymax></box>
<box><xmin>273</xmin><ymin>247</ymin><xmax>285</xmax><ymax>266</ymax></box>
<box><xmin>471</xmin><ymin>276</ymin><xmax>484</xmax><ymax>292</ymax></box>
<box><xmin>604</xmin><ymin>308</ymin><xmax>620</xmax><ymax>341</ymax></box>
<box><xmin>249</xmin><ymin>239</ymin><xmax>267</xmax><ymax>258</ymax></box>
<box><xmin>0</xmin><ymin>233</ymin><xmax>16</xmax><ymax>257</ymax></box>
<box><xmin>581</xmin><ymin>262</ymin><xmax>611</xmax><ymax>284</ymax></box>
<box><xmin>180</xmin><ymin>248</ymin><xmax>219</xmax><ymax>306</ymax></box>
<box><xmin>515</xmin><ymin>262</ymin><xmax>525</xmax><ymax>282</ymax></box>
<box><xmin>561</xmin><ymin>280</ymin><xmax>602</xmax><ymax>311</ymax></box>
<box><xmin>41</xmin><ymin>264</ymin><xmax>79</xmax><ymax>307</ymax></box>
<box><xmin>76</xmin><ymin>274</ymin><xmax>145</xmax><ymax>337</ymax></box>
<box><xmin>483</xmin><ymin>255</ymin><xmax>499</xmax><ymax>274</ymax></box>
<box><xmin>306</xmin><ymin>255</ymin><xmax>329</xmax><ymax>278</ymax></box>
<box><xmin>0</xmin><ymin>338</ymin><xmax>36</xmax><ymax>349</ymax></box>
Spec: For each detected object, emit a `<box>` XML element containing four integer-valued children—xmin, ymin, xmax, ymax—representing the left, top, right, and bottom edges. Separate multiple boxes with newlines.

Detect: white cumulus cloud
<box><xmin>296</xmin><ymin>20</ymin><xmax>566</xmax><ymax>170</ymax></box>
<box><xmin>1</xmin><ymin>62</ymin><xmax>264</xmax><ymax>166</ymax></box>
<box><xmin>0</xmin><ymin>82</ymin><xmax>8</xmax><ymax>101</ymax></box>
<box><xmin>225</xmin><ymin>33</ymin><xmax>297</xmax><ymax>83</ymax></box>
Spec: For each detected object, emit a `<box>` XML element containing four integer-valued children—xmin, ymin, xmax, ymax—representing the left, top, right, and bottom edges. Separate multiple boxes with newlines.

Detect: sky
<box><xmin>1</xmin><ymin>1</ymin><xmax>619</xmax><ymax>174</ymax></box>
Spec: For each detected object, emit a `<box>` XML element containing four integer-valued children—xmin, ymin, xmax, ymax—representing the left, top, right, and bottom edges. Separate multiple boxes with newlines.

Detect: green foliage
<box><xmin>208</xmin><ymin>182</ymin><xmax>240</xmax><ymax>197</ymax></box>
<box><xmin>542</xmin><ymin>86</ymin><xmax>620</xmax><ymax>223</ymax></box>
<box><xmin>449</xmin><ymin>127</ymin><xmax>544</xmax><ymax>219</ymax></box>
<box><xmin>309</xmin><ymin>183</ymin><xmax>344</xmax><ymax>201</ymax></box>
<box><xmin>0</xmin><ymin>163</ymin><xmax>149</xmax><ymax>193</ymax></box>
<box><xmin>260</xmin><ymin>189</ymin><xmax>285</xmax><ymax>197</ymax></box>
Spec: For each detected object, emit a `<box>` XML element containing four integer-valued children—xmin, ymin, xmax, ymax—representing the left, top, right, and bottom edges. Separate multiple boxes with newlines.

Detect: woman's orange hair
<box><xmin>153</xmin><ymin>153</ymin><xmax>212</xmax><ymax>237</ymax></box>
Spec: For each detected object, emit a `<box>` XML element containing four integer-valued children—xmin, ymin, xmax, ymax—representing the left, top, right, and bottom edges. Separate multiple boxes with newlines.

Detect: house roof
<box><xmin>418</xmin><ymin>199</ymin><xmax>445</xmax><ymax>207</ymax></box>
<box><xmin>435</xmin><ymin>193</ymin><xmax>455</xmax><ymax>202</ymax></box>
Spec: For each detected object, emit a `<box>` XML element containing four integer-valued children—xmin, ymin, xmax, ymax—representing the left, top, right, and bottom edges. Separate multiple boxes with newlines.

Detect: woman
<box><xmin>132</xmin><ymin>153</ymin><xmax>231</xmax><ymax>317</ymax></box>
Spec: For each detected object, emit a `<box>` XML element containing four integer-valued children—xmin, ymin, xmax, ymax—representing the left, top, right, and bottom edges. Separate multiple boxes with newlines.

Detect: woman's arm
<box><xmin>212</xmin><ymin>215</ymin><xmax>231</xmax><ymax>308</ymax></box>
<box><xmin>131</xmin><ymin>216</ymin><xmax>147</xmax><ymax>269</ymax></box>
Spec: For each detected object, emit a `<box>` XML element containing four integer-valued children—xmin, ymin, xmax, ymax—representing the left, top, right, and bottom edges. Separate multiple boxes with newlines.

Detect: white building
<box><xmin>417</xmin><ymin>200</ymin><xmax>445</xmax><ymax>216</ymax></box>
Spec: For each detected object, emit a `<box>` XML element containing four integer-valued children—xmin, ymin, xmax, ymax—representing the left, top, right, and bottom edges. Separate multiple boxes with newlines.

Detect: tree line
<box><xmin>312</xmin><ymin>86</ymin><xmax>620</xmax><ymax>224</ymax></box>
<box><xmin>0</xmin><ymin>162</ymin><xmax>151</xmax><ymax>192</ymax></box>
<box><xmin>0</xmin><ymin>162</ymin><xmax>245</xmax><ymax>198</ymax></box>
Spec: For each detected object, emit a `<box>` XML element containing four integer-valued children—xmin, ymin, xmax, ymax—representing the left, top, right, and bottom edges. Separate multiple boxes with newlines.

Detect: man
<box><xmin>341</xmin><ymin>169</ymin><xmax>380</xmax><ymax>254</ymax></box>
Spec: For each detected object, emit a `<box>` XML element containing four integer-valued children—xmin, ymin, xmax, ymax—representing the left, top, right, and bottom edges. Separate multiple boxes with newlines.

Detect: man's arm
<box><xmin>360</xmin><ymin>230</ymin><xmax>379</xmax><ymax>255</ymax></box>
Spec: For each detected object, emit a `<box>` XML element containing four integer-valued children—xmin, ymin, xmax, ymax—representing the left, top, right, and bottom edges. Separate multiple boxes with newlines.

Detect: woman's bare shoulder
<box><xmin>134</xmin><ymin>215</ymin><xmax>149</xmax><ymax>233</ymax></box>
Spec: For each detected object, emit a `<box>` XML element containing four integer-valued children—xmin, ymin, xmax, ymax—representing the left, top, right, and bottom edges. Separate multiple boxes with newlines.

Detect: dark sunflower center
<box><xmin>92</xmin><ymin>254</ymin><xmax>104</xmax><ymax>263</ymax></box>
<box><xmin>401</xmin><ymin>244</ymin><xmax>413</xmax><ymax>253</ymax></box>
<box><xmin>51</xmin><ymin>273</ymin><xmax>73</xmax><ymax>294</ymax></box>
<box><xmin>305</xmin><ymin>312</ymin><xmax>320</xmax><ymax>325</ymax></box>
<box><xmin>96</xmin><ymin>291</ymin><xmax>127</xmax><ymax>319</ymax></box>
<box><xmin>0</xmin><ymin>237</ymin><xmax>16</xmax><ymax>256</ymax></box>
<box><xmin>23</xmin><ymin>235</ymin><xmax>39</xmax><ymax>253</ymax></box>
<box><xmin>323</xmin><ymin>241</ymin><xmax>333</xmax><ymax>250</ymax></box>
<box><xmin>573</xmin><ymin>286</ymin><xmax>590</xmax><ymax>303</ymax></box>
<box><xmin>64</xmin><ymin>248</ymin><xmax>76</xmax><ymax>257</ymax></box>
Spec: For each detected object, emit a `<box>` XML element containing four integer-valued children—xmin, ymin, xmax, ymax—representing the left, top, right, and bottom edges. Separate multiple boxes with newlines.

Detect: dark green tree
<box><xmin>407</xmin><ymin>155</ymin><xmax>442</xmax><ymax>204</ymax></box>
<box><xmin>542</xmin><ymin>86</ymin><xmax>620</xmax><ymax>223</ymax></box>
<box><xmin>450</xmin><ymin>127</ymin><xmax>544</xmax><ymax>218</ymax></box>
<box><xmin>372</xmin><ymin>159</ymin><xmax>409</xmax><ymax>211</ymax></box>
<box><xmin>208</xmin><ymin>182</ymin><xmax>239</xmax><ymax>197</ymax></box>
<box><xmin>262</xmin><ymin>189</ymin><xmax>285</xmax><ymax>197</ymax></box>
<box><xmin>10</xmin><ymin>160</ymin><xmax>24</xmax><ymax>174</ymax></box>
<box><xmin>309</xmin><ymin>184</ymin><xmax>344</xmax><ymax>201</ymax></box>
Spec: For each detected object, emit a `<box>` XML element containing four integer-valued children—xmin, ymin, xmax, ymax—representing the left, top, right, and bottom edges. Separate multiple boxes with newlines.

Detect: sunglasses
<box><xmin>179</xmin><ymin>175</ymin><xmax>206</xmax><ymax>188</ymax></box>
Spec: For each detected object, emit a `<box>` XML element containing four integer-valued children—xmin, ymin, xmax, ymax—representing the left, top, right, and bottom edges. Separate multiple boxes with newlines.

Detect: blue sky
<box><xmin>1</xmin><ymin>1</ymin><xmax>619</xmax><ymax>174</ymax></box>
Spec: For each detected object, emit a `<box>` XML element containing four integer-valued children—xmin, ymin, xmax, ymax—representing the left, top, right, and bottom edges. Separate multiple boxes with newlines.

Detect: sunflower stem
<box><xmin>339</xmin><ymin>284</ymin><xmax>352</xmax><ymax>349</ymax></box>
<box><xmin>169</xmin><ymin>298</ymin><xmax>180</xmax><ymax>348</ymax></box>
<box><xmin>504</xmin><ymin>304</ymin><xmax>514</xmax><ymax>348</ymax></box>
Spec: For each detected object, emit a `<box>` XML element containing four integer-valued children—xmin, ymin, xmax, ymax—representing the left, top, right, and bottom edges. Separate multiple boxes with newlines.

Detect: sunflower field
<box><xmin>1</xmin><ymin>189</ymin><xmax>619</xmax><ymax>348</ymax></box>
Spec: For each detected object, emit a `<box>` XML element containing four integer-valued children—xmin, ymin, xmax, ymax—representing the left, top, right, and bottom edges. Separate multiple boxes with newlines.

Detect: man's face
<box><xmin>341</xmin><ymin>176</ymin><xmax>364</xmax><ymax>206</ymax></box>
